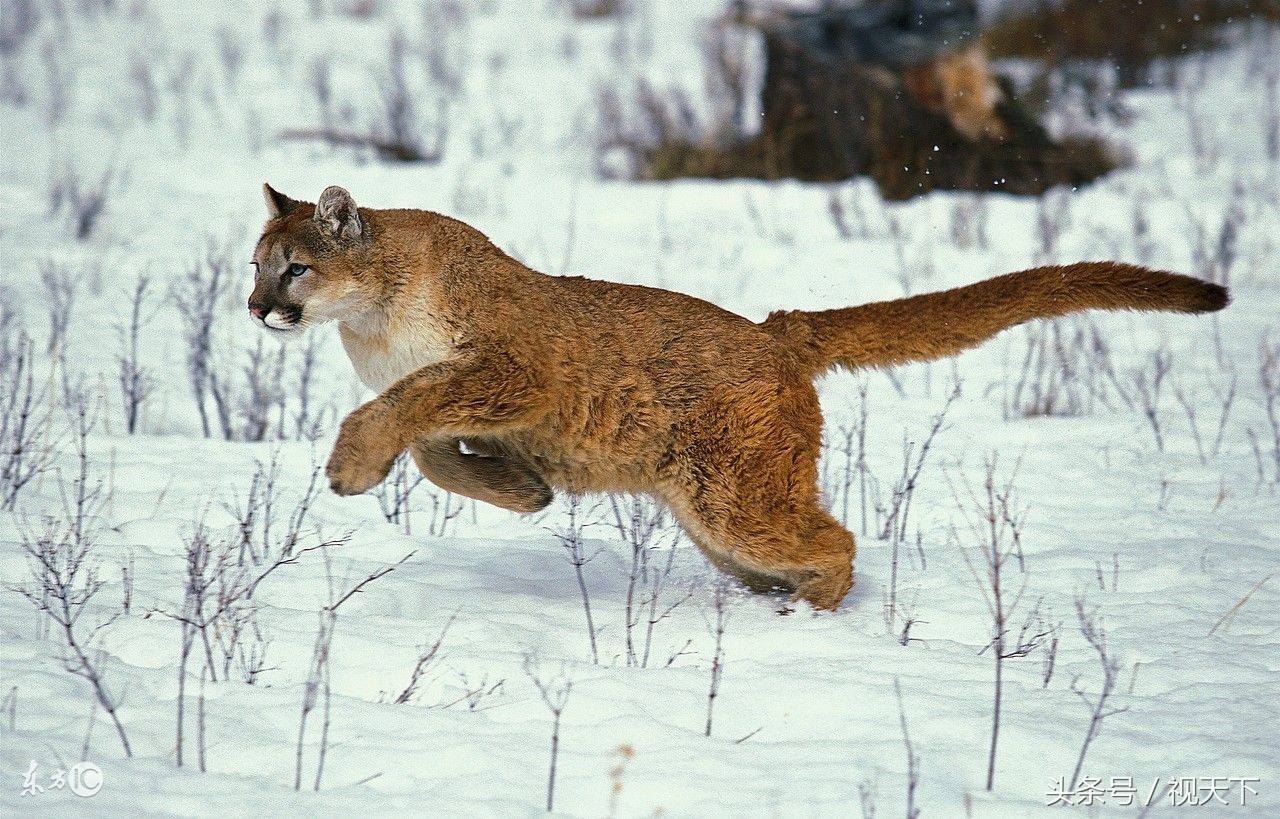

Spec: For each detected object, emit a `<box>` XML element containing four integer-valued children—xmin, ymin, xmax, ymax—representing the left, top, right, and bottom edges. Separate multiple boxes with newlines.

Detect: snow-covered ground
<box><xmin>1</xmin><ymin>1</ymin><xmax>1278</xmax><ymax>816</ymax></box>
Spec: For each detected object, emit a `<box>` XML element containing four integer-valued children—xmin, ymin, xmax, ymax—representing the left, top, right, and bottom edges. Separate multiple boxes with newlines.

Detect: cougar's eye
<box><xmin>284</xmin><ymin>262</ymin><xmax>309</xmax><ymax>278</ymax></box>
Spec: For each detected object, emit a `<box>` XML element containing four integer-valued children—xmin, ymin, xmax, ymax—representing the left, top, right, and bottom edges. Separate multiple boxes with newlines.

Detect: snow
<box><xmin>1</xmin><ymin>1</ymin><xmax>1278</xmax><ymax>816</ymax></box>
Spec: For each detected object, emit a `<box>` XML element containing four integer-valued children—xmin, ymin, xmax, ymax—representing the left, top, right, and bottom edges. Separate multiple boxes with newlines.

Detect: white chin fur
<box><xmin>263</xmin><ymin>311</ymin><xmax>298</xmax><ymax>330</ymax></box>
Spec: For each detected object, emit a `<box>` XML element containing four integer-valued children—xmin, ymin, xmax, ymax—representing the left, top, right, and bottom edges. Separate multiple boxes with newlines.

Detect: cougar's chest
<box><xmin>340</xmin><ymin>320</ymin><xmax>452</xmax><ymax>393</ymax></box>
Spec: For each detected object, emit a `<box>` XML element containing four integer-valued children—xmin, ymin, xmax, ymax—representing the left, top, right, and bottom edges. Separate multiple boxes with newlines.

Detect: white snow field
<box><xmin>1</xmin><ymin>1</ymin><xmax>1278</xmax><ymax>816</ymax></box>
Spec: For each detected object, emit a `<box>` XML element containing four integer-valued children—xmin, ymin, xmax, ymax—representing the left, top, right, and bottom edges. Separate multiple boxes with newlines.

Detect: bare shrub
<box><xmin>338</xmin><ymin>0</ymin><xmax>382</xmax><ymax>19</ymax></box>
<box><xmin>524</xmin><ymin>653</ymin><xmax>574</xmax><ymax>813</ymax></box>
<box><xmin>374</xmin><ymin>30</ymin><xmax>448</xmax><ymax>160</ymax></box>
<box><xmin>2</xmin><ymin>686</ymin><xmax>16</xmax><ymax>732</ymax></box>
<box><xmin>1208</xmin><ymin>572</ymin><xmax>1276</xmax><ymax>636</ymax></box>
<box><xmin>48</xmin><ymin>159</ymin><xmax>124</xmax><ymax>241</ymax></box>
<box><xmin>284</xmin><ymin>31</ymin><xmax>448</xmax><ymax>163</ymax></box>
<box><xmin>119</xmin><ymin>551</ymin><xmax>133</xmax><ymax>616</ymax></box>
<box><xmin>610</xmin><ymin>494</ymin><xmax>689</xmax><ymax>667</ymax></box>
<box><xmin>1041</xmin><ymin>616</ymin><xmax>1063</xmax><ymax>687</ymax></box>
<box><xmin>702</xmin><ymin>578</ymin><xmax>733</xmax><ymax>738</ymax></box>
<box><xmin>857</xmin><ymin>778</ymin><xmax>876</xmax><ymax>819</ymax></box>
<box><xmin>1130</xmin><ymin>348</ymin><xmax>1173</xmax><ymax>452</ymax></box>
<box><xmin>9</xmin><ymin>405</ymin><xmax>130</xmax><ymax>757</ymax></box>
<box><xmin>1176</xmin><ymin>61</ymin><xmax>1220</xmax><ymax>169</ymax></box>
<box><xmin>296</xmin><ymin>549</ymin><xmax>412</xmax><ymax>791</ymax></box>
<box><xmin>234</xmin><ymin>615</ymin><xmax>276</xmax><ymax>685</ymax></box>
<box><xmin>595</xmin><ymin>80</ymin><xmax>716</xmax><ymax>179</ymax></box>
<box><xmin>39</xmin><ymin>259</ymin><xmax>83</xmax><ymax>355</ymax></box>
<box><xmin>594</xmin><ymin>16</ymin><xmax>768</xmax><ymax>186</ymax></box>
<box><xmin>0</xmin><ymin>53</ymin><xmax>29</xmax><ymax>107</ymax></box>
<box><xmin>128</xmin><ymin>53</ymin><xmax>159</xmax><ymax>121</ymax></box>
<box><xmin>1068</xmin><ymin>595</ymin><xmax>1127</xmax><ymax>788</ymax></box>
<box><xmin>1094</xmin><ymin>553</ymin><xmax>1120</xmax><ymax>593</ymax></box>
<box><xmin>1173</xmin><ymin>367</ymin><xmax>1237</xmax><ymax>464</ymax></box>
<box><xmin>12</xmin><ymin>516</ymin><xmax>132</xmax><ymax>757</ymax></box>
<box><xmin>210</xmin><ymin>453</ymin><xmax>329</xmax><ymax>687</ymax></box>
<box><xmin>824</xmin><ymin>377</ymin><xmax>872</xmax><ymax>534</ymax></box>
<box><xmin>262</xmin><ymin>5</ymin><xmax>286</xmax><ymax>50</ymax></box>
<box><xmin>1250</xmin><ymin>337</ymin><xmax>1280</xmax><ymax>484</ymax></box>
<box><xmin>552</xmin><ymin>496</ymin><xmax>600</xmax><ymax>664</ymax></box>
<box><xmin>0</xmin><ymin>290</ymin><xmax>19</xmax><ymax>365</ymax></box>
<box><xmin>168</xmin><ymin>521</ymin><xmax>216</xmax><ymax>768</ymax></box>
<box><xmin>393</xmin><ymin>613</ymin><xmax>455</xmax><ymax>705</ymax></box>
<box><xmin>1</xmin><ymin>331</ymin><xmax>60</xmax><ymax>510</ymax></box>
<box><xmin>879</xmin><ymin>381</ymin><xmax>959</xmax><ymax>544</ymax></box>
<box><xmin>421</xmin><ymin>485</ymin><xmax>465</xmax><ymax>536</ymax></box>
<box><xmin>172</xmin><ymin>238</ymin><xmax>236</xmax><ymax>438</ymax></box>
<box><xmin>235</xmin><ymin>338</ymin><xmax>288</xmax><ymax>442</ymax></box>
<box><xmin>880</xmin><ymin>382</ymin><xmax>958</xmax><ymax>642</ymax></box>
<box><xmin>1003</xmin><ymin>318</ymin><xmax>1132</xmax><ymax>419</ymax></box>
<box><xmin>162</xmin><ymin>52</ymin><xmax>197</xmax><ymax>147</ymax></box>
<box><xmin>1130</xmin><ymin>193</ymin><xmax>1156</xmax><ymax>266</ymax></box>
<box><xmin>159</xmin><ymin>515</ymin><xmax>335</xmax><ymax>768</ymax></box>
<box><xmin>950</xmin><ymin>454</ymin><xmax>1052</xmax><ymax>791</ymax></box>
<box><xmin>420</xmin><ymin>0</ymin><xmax>469</xmax><ymax>95</ymax></box>
<box><xmin>609</xmin><ymin>0</ymin><xmax>654</xmax><ymax>64</ymax></box>
<box><xmin>60</xmin><ymin>396</ymin><xmax>106</xmax><ymax>550</ymax></box>
<box><xmin>893</xmin><ymin>678</ymin><xmax>921</xmax><ymax>819</ymax></box>
<box><xmin>215</xmin><ymin>25</ymin><xmax>244</xmax><ymax>83</ymax></box>
<box><xmin>371</xmin><ymin>452</ymin><xmax>425</xmax><ymax>534</ymax></box>
<box><xmin>226</xmin><ymin>451</ymin><xmax>325</xmax><ymax>566</ymax></box>
<box><xmin>115</xmin><ymin>275</ymin><xmax>156</xmax><ymax>434</ymax></box>
<box><xmin>309</xmin><ymin>53</ymin><xmax>336</xmax><ymax>130</ymax></box>
<box><xmin>446</xmin><ymin>670</ymin><xmax>505</xmax><ymax>712</ymax></box>
<box><xmin>291</xmin><ymin>332</ymin><xmax>331</xmax><ymax>441</ymax></box>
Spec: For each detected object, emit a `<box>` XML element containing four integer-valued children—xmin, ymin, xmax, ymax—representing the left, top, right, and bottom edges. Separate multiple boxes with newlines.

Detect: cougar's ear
<box><xmin>313</xmin><ymin>185</ymin><xmax>364</xmax><ymax>243</ymax></box>
<box><xmin>263</xmin><ymin>182</ymin><xmax>302</xmax><ymax>219</ymax></box>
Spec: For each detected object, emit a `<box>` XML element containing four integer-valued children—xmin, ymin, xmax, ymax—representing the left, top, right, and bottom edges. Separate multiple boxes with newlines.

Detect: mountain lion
<box><xmin>249</xmin><ymin>184</ymin><xmax>1229</xmax><ymax>610</ymax></box>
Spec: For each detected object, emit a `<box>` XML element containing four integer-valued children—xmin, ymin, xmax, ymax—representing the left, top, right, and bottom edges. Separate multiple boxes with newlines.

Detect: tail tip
<box><xmin>1191</xmin><ymin>281</ymin><xmax>1231</xmax><ymax>313</ymax></box>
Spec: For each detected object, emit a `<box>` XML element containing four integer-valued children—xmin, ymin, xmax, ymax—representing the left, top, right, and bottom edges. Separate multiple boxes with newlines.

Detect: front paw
<box><xmin>326</xmin><ymin>405</ymin><xmax>402</xmax><ymax>496</ymax></box>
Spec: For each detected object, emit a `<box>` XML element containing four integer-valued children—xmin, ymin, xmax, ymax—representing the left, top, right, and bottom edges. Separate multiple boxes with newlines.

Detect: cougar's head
<box><xmin>248</xmin><ymin>183</ymin><xmax>377</xmax><ymax>337</ymax></box>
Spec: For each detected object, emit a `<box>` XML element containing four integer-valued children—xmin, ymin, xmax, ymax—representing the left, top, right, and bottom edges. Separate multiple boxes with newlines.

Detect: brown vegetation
<box><xmin>986</xmin><ymin>0</ymin><xmax>1280</xmax><ymax>87</ymax></box>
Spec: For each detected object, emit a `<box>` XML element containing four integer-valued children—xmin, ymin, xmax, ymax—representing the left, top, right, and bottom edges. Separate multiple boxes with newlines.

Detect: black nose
<box><xmin>248</xmin><ymin>301</ymin><xmax>268</xmax><ymax>320</ymax></box>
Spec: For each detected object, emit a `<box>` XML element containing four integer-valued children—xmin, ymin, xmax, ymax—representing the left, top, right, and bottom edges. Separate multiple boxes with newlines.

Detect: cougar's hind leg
<box><xmin>664</xmin><ymin>386</ymin><xmax>855</xmax><ymax>610</ymax></box>
<box><xmin>411</xmin><ymin>438</ymin><xmax>553</xmax><ymax>514</ymax></box>
<box><xmin>786</xmin><ymin>512</ymin><xmax>856</xmax><ymax>610</ymax></box>
<box><xmin>674</xmin><ymin>497</ymin><xmax>855</xmax><ymax>611</ymax></box>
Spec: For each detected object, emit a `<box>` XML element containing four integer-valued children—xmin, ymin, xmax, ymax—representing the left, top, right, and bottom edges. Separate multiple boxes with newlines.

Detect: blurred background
<box><xmin>2</xmin><ymin>0</ymin><xmax>1277</xmax><ymax>202</ymax></box>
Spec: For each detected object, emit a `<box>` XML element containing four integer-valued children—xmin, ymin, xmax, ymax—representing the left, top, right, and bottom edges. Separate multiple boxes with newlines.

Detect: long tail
<box><xmin>761</xmin><ymin>261</ymin><xmax>1229</xmax><ymax>377</ymax></box>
